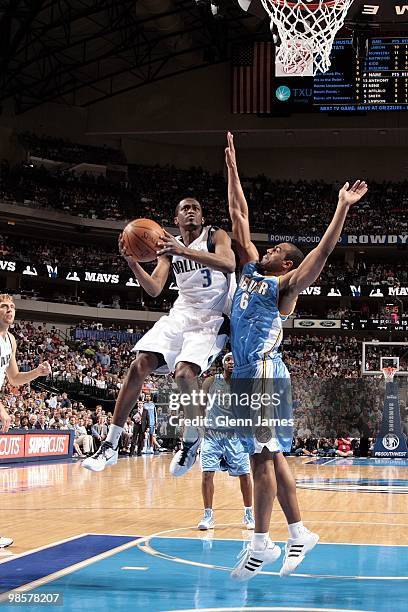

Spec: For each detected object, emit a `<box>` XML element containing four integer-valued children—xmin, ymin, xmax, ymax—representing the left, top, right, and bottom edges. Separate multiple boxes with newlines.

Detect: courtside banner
<box><xmin>373</xmin><ymin>380</ymin><xmax>408</xmax><ymax>458</ymax></box>
<box><xmin>268</xmin><ymin>234</ymin><xmax>408</xmax><ymax>246</ymax></box>
<box><xmin>294</xmin><ymin>319</ymin><xmax>341</xmax><ymax>329</ymax></box>
<box><xmin>25</xmin><ymin>433</ymin><xmax>70</xmax><ymax>457</ymax></box>
<box><xmin>0</xmin><ymin>434</ymin><xmax>25</xmax><ymax>460</ymax></box>
<box><xmin>0</xmin><ymin>430</ymin><xmax>74</xmax><ymax>463</ymax></box>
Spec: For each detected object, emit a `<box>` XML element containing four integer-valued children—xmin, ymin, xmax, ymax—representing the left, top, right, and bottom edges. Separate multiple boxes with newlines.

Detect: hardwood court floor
<box><xmin>1</xmin><ymin>454</ymin><xmax>408</xmax><ymax>556</ymax></box>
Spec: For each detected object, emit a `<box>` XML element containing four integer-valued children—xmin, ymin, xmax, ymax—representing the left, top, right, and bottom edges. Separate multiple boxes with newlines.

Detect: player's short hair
<box><xmin>175</xmin><ymin>198</ymin><xmax>202</xmax><ymax>215</ymax></box>
<box><xmin>0</xmin><ymin>294</ymin><xmax>14</xmax><ymax>304</ymax></box>
<box><xmin>283</xmin><ymin>243</ymin><xmax>304</xmax><ymax>270</ymax></box>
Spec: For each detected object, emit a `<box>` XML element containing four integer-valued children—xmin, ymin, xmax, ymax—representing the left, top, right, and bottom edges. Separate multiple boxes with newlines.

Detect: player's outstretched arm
<box><xmin>6</xmin><ymin>335</ymin><xmax>52</xmax><ymax>387</ymax></box>
<box><xmin>225</xmin><ymin>132</ymin><xmax>259</xmax><ymax>265</ymax></box>
<box><xmin>279</xmin><ymin>181</ymin><xmax>368</xmax><ymax>307</ymax></box>
<box><xmin>119</xmin><ymin>234</ymin><xmax>171</xmax><ymax>297</ymax></box>
<box><xmin>157</xmin><ymin>229</ymin><xmax>235</xmax><ymax>273</ymax></box>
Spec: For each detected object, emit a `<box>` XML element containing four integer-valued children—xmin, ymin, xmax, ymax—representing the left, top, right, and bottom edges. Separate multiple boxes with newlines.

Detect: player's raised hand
<box><xmin>36</xmin><ymin>361</ymin><xmax>52</xmax><ymax>377</ymax></box>
<box><xmin>338</xmin><ymin>180</ymin><xmax>368</xmax><ymax>208</ymax></box>
<box><xmin>225</xmin><ymin>131</ymin><xmax>237</xmax><ymax>171</ymax></box>
<box><xmin>0</xmin><ymin>404</ymin><xmax>11</xmax><ymax>433</ymax></box>
<box><xmin>157</xmin><ymin>230</ymin><xmax>186</xmax><ymax>257</ymax></box>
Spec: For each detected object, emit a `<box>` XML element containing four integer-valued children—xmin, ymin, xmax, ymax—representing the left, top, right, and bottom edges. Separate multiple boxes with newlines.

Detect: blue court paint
<box><xmin>1</xmin><ymin>536</ymin><xmax>406</xmax><ymax>612</ymax></box>
<box><xmin>306</xmin><ymin>457</ymin><xmax>408</xmax><ymax>467</ymax></box>
<box><xmin>0</xmin><ymin>534</ymin><xmax>137</xmax><ymax>593</ymax></box>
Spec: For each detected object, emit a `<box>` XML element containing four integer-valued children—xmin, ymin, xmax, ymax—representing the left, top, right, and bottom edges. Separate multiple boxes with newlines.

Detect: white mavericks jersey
<box><xmin>171</xmin><ymin>226</ymin><xmax>236</xmax><ymax>315</ymax></box>
<box><xmin>0</xmin><ymin>333</ymin><xmax>12</xmax><ymax>389</ymax></box>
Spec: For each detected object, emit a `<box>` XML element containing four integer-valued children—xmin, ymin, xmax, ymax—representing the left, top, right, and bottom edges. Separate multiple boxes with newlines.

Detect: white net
<box><xmin>382</xmin><ymin>367</ymin><xmax>399</xmax><ymax>384</ymax></box>
<box><xmin>261</xmin><ymin>0</ymin><xmax>355</xmax><ymax>75</ymax></box>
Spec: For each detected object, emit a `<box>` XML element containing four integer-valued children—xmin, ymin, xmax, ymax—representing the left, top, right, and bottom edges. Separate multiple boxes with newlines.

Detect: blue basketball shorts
<box><xmin>231</xmin><ymin>356</ymin><xmax>293</xmax><ymax>456</ymax></box>
<box><xmin>200</xmin><ymin>432</ymin><xmax>250</xmax><ymax>476</ymax></box>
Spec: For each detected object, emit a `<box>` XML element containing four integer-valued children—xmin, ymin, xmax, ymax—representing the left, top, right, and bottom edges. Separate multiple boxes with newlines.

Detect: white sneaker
<box><xmin>169</xmin><ymin>438</ymin><xmax>200</xmax><ymax>477</ymax></box>
<box><xmin>198</xmin><ymin>513</ymin><xmax>215</xmax><ymax>530</ymax></box>
<box><xmin>82</xmin><ymin>441</ymin><xmax>118</xmax><ymax>472</ymax></box>
<box><xmin>0</xmin><ymin>536</ymin><xmax>13</xmax><ymax>548</ymax></box>
<box><xmin>231</xmin><ymin>539</ymin><xmax>281</xmax><ymax>582</ymax></box>
<box><xmin>279</xmin><ymin>529</ymin><xmax>319</xmax><ymax>576</ymax></box>
<box><xmin>242</xmin><ymin>509</ymin><xmax>255</xmax><ymax>530</ymax></box>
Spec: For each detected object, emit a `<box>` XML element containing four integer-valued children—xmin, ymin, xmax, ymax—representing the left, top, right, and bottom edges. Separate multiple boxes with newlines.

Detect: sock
<box><xmin>183</xmin><ymin>425</ymin><xmax>199</xmax><ymax>443</ymax></box>
<box><xmin>204</xmin><ymin>508</ymin><xmax>213</xmax><ymax>516</ymax></box>
<box><xmin>251</xmin><ymin>532</ymin><xmax>269</xmax><ymax>551</ymax></box>
<box><xmin>288</xmin><ymin>521</ymin><xmax>306</xmax><ymax>539</ymax></box>
<box><xmin>244</xmin><ymin>506</ymin><xmax>253</xmax><ymax>513</ymax></box>
<box><xmin>106</xmin><ymin>424</ymin><xmax>123</xmax><ymax>448</ymax></box>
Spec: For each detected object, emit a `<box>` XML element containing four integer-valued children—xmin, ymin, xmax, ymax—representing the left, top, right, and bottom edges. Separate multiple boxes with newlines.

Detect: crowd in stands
<box><xmin>315</xmin><ymin>261</ymin><xmax>408</xmax><ymax>288</ymax></box>
<box><xmin>18</xmin><ymin>132</ymin><xmax>126</xmax><ymax>165</ymax></box>
<box><xmin>0</xmin><ymin>232</ymin><xmax>129</xmax><ymax>273</ymax></box>
<box><xmin>1</xmin><ymin>386</ymin><xmax>158</xmax><ymax>458</ymax></box>
<box><xmin>3</xmin><ymin>382</ymin><xmax>386</xmax><ymax>459</ymax></box>
<box><xmin>3</xmin><ymin>321</ymin><xmax>407</xmax><ymax>453</ymax></box>
<box><xmin>11</xmin><ymin>321</ymin><xmax>367</xmax><ymax>392</ymax></box>
<box><xmin>0</xmin><ymin>161</ymin><xmax>132</xmax><ymax>220</ymax></box>
<box><xmin>1</xmin><ymin>153</ymin><xmax>407</xmax><ymax>234</ymax></box>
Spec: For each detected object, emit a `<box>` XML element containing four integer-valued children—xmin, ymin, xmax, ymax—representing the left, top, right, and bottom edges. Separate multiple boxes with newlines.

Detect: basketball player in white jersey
<box><xmin>83</xmin><ymin>198</ymin><xmax>236</xmax><ymax>475</ymax></box>
<box><xmin>198</xmin><ymin>353</ymin><xmax>255</xmax><ymax>531</ymax></box>
<box><xmin>0</xmin><ymin>294</ymin><xmax>51</xmax><ymax>548</ymax></box>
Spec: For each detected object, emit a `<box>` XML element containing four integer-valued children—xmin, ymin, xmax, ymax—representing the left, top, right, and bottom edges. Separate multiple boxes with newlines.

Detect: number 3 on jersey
<box><xmin>240</xmin><ymin>292</ymin><xmax>249</xmax><ymax>310</ymax></box>
<box><xmin>200</xmin><ymin>269</ymin><xmax>212</xmax><ymax>288</ymax></box>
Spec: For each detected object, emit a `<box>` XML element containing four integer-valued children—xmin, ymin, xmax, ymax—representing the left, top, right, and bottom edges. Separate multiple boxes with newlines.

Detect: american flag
<box><xmin>232</xmin><ymin>42</ymin><xmax>274</xmax><ymax>114</ymax></box>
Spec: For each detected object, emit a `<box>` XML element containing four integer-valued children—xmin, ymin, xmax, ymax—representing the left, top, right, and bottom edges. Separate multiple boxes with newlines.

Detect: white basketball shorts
<box><xmin>133</xmin><ymin>306</ymin><xmax>229</xmax><ymax>374</ymax></box>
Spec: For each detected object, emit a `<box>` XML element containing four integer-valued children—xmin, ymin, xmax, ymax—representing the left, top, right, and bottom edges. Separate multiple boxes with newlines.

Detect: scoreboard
<box><xmin>316</xmin><ymin>38</ymin><xmax>408</xmax><ymax>111</ymax></box>
<box><xmin>274</xmin><ymin>38</ymin><xmax>408</xmax><ymax>112</ymax></box>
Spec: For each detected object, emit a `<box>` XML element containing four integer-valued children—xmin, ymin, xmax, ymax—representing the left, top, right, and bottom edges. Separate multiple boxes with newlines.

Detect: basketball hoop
<box><xmin>382</xmin><ymin>367</ymin><xmax>398</xmax><ymax>384</ymax></box>
<box><xmin>261</xmin><ymin>0</ymin><xmax>355</xmax><ymax>75</ymax></box>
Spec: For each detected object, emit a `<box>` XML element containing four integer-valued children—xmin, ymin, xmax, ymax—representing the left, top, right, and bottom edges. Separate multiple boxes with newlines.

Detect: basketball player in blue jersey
<box><xmin>198</xmin><ymin>353</ymin><xmax>255</xmax><ymax>531</ymax></box>
<box><xmin>83</xmin><ymin>198</ymin><xmax>236</xmax><ymax>475</ymax></box>
<box><xmin>225</xmin><ymin>132</ymin><xmax>368</xmax><ymax>581</ymax></box>
<box><xmin>0</xmin><ymin>294</ymin><xmax>51</xmax><ymax>548</ymax></box>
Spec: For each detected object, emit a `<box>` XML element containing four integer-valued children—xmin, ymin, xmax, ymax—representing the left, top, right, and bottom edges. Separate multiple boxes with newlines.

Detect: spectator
<box><xmin>335</xmin><ymin>436</ymin><xmax>354</xmax><ymax>457</ymax></box>
<box><xmin>130</xmin><ymin>401</ymin><xmax>149</xmax><ymax>456</ymax></box>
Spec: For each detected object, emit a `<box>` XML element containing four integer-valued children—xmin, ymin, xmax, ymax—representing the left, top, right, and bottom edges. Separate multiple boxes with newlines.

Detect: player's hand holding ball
<box><xmin>156</xmin><ymin>230</ymin><xmax>186</xmax><ymax>257</ymax></box>
<box><xmin>338</xmin><ymin>180</ymin><xmax>368</xmax><ymax>209</ymax></box>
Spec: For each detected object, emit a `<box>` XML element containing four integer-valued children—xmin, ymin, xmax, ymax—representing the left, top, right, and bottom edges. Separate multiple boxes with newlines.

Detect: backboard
<box><xmin>362</xmin><ymin>342</ymin><xmax>408</xmax><ymax>377</ymax></box>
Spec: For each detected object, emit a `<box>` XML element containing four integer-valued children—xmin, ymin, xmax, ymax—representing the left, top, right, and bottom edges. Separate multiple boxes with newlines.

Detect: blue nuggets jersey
<box><xmin>230</xmin><ymin>261</ymin><xmax>287</xmax><ymax>367</ymax></box>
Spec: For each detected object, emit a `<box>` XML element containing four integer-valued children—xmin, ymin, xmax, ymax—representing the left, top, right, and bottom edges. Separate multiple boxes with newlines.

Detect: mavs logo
<box><xmin>383</xmin><ymin>434</ymin><xmax>399</xmax><ymax>451</ymax></box>
<box><xmin>275</xmin><ymin>85</ymin><xmax>291</xmax><ymax>102</ymax></box>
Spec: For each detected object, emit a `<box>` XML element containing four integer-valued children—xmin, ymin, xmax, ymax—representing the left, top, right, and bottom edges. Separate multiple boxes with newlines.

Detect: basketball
<box><xmin>122</xmin><ymin>218</ymin><xmax>163</xmax><ymax>262</ymax></box>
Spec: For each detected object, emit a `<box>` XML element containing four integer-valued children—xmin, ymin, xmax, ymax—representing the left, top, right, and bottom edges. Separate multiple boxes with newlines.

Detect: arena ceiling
<box><xmin>0</xmin><ymin>0</ymin><xmax>268</xmax><ymax>113</ymax></box>
<box><xmin>1</xmin><ymin>1</ymin><xmax>405</xmax><ymax>115</ymax></box>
